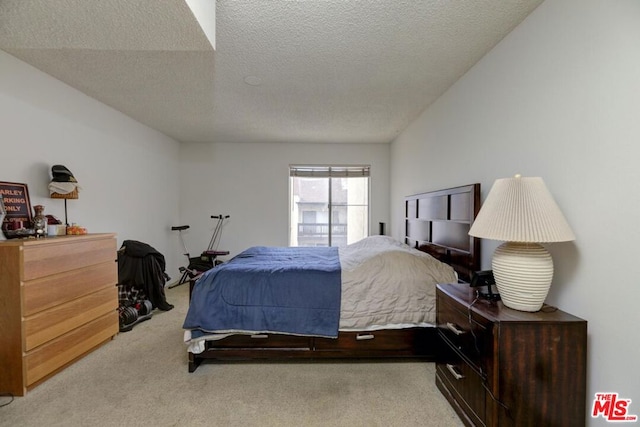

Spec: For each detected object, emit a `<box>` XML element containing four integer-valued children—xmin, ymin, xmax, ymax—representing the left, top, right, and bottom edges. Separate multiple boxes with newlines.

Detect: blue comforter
<box><xmin>183</xmin><ymin>246</ymin><xmax>341</xmax><ymax>338</ymax></box>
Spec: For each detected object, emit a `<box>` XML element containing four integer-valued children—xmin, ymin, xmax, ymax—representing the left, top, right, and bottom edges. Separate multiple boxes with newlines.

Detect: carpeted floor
<box><xmin>0</xmin><ymin>283</ymin><xmax>463</xmax><ymax>427</ymax></box>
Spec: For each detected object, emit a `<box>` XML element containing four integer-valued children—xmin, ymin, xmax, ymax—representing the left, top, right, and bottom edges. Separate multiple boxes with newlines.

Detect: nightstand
<box><xmin>435</xmin><ymin>282</ymin><xmax>587</xmax><ymax>426</ymax></box>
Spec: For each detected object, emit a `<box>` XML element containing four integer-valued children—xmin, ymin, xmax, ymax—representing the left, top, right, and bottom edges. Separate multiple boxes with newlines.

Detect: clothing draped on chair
<box><xmin>117</xmin><ymin>240</ymin><xmax>174</xmax><ymax>311</ymax></box>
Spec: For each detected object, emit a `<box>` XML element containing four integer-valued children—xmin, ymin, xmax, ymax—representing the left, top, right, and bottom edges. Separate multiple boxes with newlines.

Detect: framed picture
<box><xmin>0</xmin><ymin>181</ymin><xmax>33</xmax><ymax>233</ymax></box>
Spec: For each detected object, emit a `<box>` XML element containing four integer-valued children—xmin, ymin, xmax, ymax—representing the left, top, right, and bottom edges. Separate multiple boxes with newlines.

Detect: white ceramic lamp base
<box><xmin>491</xmin><ymin>242</ymin><xmax>553</xmax><ymax>312</ymax></box>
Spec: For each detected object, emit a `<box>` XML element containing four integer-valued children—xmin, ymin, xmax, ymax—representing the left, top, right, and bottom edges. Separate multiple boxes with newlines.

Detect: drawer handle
<box><xmin>356</xmin><ymin>333</ymin><xmax>375</xmax><ymax>341</ymax></box>
<box><xmin>446</xmin><ymin>322</ymin><xmax>465</xmax><ymax>335</ymax></box>
<box><xmin>250</xmin><ymin>334</ymin><xmax>268</xmax><ymax>339</ymax></box>
<box><xmin>446</xmin><ymin>364</ymin><xmax>465</xmax><ymax>380</ymax></box>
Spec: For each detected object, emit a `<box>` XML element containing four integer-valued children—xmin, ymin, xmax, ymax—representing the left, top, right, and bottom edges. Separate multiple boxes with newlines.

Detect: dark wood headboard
<box><xmin>404</xmin><ymin>183</ymin><xmax>480</xmax><ymax>283</ymax></box>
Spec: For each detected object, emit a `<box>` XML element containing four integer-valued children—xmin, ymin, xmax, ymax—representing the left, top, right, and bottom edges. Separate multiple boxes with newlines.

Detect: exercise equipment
<box><xmin>118</xmin><ymin>299</ymin><xmax>153</xmax><ymax>332</ymax></box>
<box><xmin>169</xmin><ymin>215</ymin><xmax>230</xmax><ymax>288</ymax></box>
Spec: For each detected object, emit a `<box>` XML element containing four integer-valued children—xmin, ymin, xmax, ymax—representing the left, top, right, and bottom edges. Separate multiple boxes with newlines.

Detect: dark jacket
<box><xmin>117</xmin><ymin>240</ymin><xmax>174</xmax><ymax>311</ymax></box>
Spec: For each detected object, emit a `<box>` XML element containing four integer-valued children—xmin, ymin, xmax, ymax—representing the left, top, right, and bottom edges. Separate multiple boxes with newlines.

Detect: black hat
<box><xmin>51</xmin><ymin>165</ymin><xmax>77</xmax><ymax>183</ymax></box>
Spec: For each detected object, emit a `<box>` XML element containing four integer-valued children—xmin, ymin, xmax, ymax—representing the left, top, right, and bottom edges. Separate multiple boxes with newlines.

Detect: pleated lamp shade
<box><xmin>468</xmin><ymin>175</ymin><xmax>575</xmax><ymax>311</ymax></box>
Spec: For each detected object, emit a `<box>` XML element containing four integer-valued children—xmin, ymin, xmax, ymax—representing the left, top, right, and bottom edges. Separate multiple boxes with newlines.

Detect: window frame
<box><xmin>289</xmin><ymin>165</ymin><xmax>371</xmax><ymax>247</ymax></box>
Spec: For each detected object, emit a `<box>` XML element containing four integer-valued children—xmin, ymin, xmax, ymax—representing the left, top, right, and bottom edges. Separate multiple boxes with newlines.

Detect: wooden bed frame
<box><xmin>404</xmin><ymin>183</ymin><xmax>480</xmax><ymax>283</ymax></box>
<box><xmin>187</xmin><ymin>183</ymin><xmax>480</xmax><ymax>372</ymax></box>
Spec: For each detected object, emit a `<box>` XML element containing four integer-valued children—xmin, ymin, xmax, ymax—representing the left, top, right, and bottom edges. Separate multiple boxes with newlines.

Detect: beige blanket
<box><xmin>338</xmin><ymin>236</ymin><xmax>456</xmax><ymax>329</ymax></box>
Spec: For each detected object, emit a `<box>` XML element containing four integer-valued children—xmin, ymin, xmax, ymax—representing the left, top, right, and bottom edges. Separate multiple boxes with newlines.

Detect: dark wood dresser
<box><xmin>435</xmin><ymin>282</ymin><xmax>587</xmax><ymax>426</ymax></box>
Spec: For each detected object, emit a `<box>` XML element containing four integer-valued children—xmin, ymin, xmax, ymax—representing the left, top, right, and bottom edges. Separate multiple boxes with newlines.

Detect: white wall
<box><xmin>178</xmin><ymin>141</ymin><xmax>389</xmax><ymax>258</ymax></box>
<box><xmin>0</xmin><ymin>47</ymin><xmax>391</xmax><ymax>308</ymax></box>
<box><xmin>0</xmin><ymin>51</ymin><xmax>183</xmax><ymax>277</ymax></box>
<box><xmin>390</xmin><ymin>0</ymin><xmax>640</xmax><ymax>423</ymax></box>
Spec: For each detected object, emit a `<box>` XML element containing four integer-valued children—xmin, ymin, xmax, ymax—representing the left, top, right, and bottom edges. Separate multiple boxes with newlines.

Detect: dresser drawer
<box><xmin>210</xmin><ymin>334</ymin><xmax>312</xmax><ymax>349</ymax></box>
<box><xmin>22</xmin><ymin>236</ymin><xmax>116</xmax><ymax>281</ymax></box>
<box><xmin>23</xmin><ymin>261</ymin><xmax>117</xmax><ymax>316</ymax></box>
<box><xmin>437</xmin><ymin>344</ymin><xmax>486</xmax><ymax>426</ymax></box>
<box><xmin>315</xmin><ymin>329</ymin><xmax>417</xmax><ymax>351</ymax></box>
<box><xmin>25</xmin><ymin>286</ymin><xmax>118</xmax><ymax>351</ymax></box>
<box><xmin>25</xmin><ymin>311</ymin><xmax>118</xmax><ymax>386</ymax></box>
<box><xmin>437</xmin><ymin>291</ymin><xmax>490</xmax><ymax>368</ymax></box>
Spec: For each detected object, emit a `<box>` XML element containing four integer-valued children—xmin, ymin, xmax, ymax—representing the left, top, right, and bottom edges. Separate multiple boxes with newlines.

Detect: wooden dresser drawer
<box><xmin>23</xmin><ymin>261</ymin><xmax>117</xmax><ymax>316</ymax></box>
<box><xmin>437</xmin><ymin>292</ymin><xmax>489</xmax><ymax>368</ymax></box>
<box><xmin>24</xmin><ymin>286</ymin><xmax>118</xmax><ymax>351</ymax></box>
<box><xmin>437</xmin><ymin>344</ymin><xmax>486</xmax><ymax>426</ymax></box>
<box><xmin>25</xmin><ymin>311</ymin><xmax>118</xmax><ymax>386</ymax></box>
<box><xmin>315</xmin><ymin>329</ymin><xmax>417</xmax><ymax>351</ymax></box>
<box><xmin>210</xmin><ymin>334</ymin><xmax>312</xmax><ymax>349</ymax></box>
<box><xmin>22</xmin><ymin>236</ymin><xmax>116</xmax><ymax>281</ymax></box>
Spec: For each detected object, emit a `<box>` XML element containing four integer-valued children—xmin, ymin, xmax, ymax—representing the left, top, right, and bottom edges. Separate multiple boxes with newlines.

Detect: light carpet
<box><xmin>0</xmin><ymin>283</ymin><xmax>463</xmax><ymax>427</ymax></box>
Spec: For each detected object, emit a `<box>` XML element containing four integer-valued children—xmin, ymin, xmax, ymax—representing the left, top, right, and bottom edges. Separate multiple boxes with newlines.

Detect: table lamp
<box><xmin>49</xmin><ymin>164</ymin><xmax>80</xmax><ymax>227</ymax></box>
<box><xmin>468</xmin><ymin>175</ymin><xmax>575</xmax><ymax>312</ymax></box>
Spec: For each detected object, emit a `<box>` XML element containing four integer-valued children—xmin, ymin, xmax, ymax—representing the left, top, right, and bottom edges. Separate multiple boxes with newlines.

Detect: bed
<box><xmin>183</xmin><ymin>183</ymin><xmax>480</xmax><ymax>372</ymax></box>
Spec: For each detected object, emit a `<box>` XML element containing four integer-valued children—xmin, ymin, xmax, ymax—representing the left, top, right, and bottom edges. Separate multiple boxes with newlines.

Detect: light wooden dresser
<box><xmin>0</xmin><ymin>233</ymin><xmax>119</xmax><ymax>396</ymax></box>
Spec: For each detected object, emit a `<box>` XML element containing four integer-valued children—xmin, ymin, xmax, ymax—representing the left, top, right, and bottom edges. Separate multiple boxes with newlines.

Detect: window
<box><xmin>290</xmin><ymin>165</ymin><xmax>369</xmax><ymax>247</ymax></box>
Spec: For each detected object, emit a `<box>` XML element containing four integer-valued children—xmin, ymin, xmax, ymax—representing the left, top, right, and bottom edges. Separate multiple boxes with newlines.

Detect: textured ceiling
<box><xmin>0</xmin><ymin>0</ymin><xmax>543</xmax><ymax>144</ymax></box>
